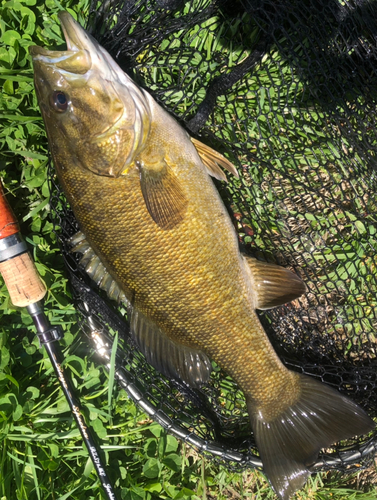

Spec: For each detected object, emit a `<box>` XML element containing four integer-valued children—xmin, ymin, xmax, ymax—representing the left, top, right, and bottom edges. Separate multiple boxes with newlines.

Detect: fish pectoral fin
<box><xmin>249</xmin><ymin>374</ymin><xmax>374</xmax><ymax>500</ymax></box>
<box><xmin>138</xmin><ymin>158</ymin><xmax>188</xmax><ymax>230</ymax></box>
<box><xmin>191</xmin><ymin>137</ymin><xmax>239</xmax><ymax>182</ymax></box>
<box><xmin>130</xmin><ymin>308</ymin><xmax>212</xmax><ymax>388</ymax></box>
<box><xmin>243</xmin><ymin>255</ymin><xmax>306</xmax><ymax>310</ymax></box>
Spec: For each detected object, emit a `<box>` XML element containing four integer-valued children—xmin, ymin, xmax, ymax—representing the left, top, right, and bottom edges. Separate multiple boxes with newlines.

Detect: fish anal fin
<box><xmin>191</xmin><ymin>137</ymin><xmax>239</xmax><ymax>181</ymax></box>
<box><xmin>137</xmin><ymin>158</ymin><xmax>188</xmax><ymax>230</ymax></box>
<box><xmin>249</xmin><ymin>374</ymin><xmax>374</xmax><ymax>500</ymax></box>
<box><xmin>244</xmin><ymin>255</ymin><xmax>306</xmax><ymax>310</ymax></box>
<box><xmin>131</xmin><ymin>308</ymin><xmax>212</xmax><ymax>388</ymax></box>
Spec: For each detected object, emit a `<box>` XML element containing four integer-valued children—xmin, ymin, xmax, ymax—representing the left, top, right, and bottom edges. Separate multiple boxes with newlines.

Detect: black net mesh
<box><xmin>48</xmin><ymin>0</ymin><xmax>377</xmax><ymax>474</ymax></box>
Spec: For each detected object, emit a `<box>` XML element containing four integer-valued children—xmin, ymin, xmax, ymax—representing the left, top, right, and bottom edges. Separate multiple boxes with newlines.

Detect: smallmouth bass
<box><xmin>30</xmin><ymin>12</ymin><xmax>374</xmax><ymax>499</ymax></box>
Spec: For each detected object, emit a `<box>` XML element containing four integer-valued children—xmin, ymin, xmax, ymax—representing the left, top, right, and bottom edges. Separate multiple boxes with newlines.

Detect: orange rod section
<box><xmin>0</xmin><ymin>183</ymin><xmax>20</xmax><ymax>239</ymax></box>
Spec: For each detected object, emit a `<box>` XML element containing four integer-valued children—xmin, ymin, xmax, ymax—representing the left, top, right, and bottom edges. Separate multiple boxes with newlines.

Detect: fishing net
<box><xmin>48</xmin><ymin>0</ymin><xmax>377</xmax><ymax>475</ymax></box>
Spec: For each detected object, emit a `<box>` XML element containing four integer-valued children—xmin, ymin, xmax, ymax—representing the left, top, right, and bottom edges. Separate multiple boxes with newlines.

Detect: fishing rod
<box><xmin>0</xmin><ymin>181</ymin><xmax>118</xmax><ymax>500</ymax></box>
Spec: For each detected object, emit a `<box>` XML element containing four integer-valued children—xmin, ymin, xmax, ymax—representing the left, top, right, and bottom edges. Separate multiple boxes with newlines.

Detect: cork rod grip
<box><xmin>0</xmin><ymin>182</ymin><xmax>46</xmax><ymax>307</ymax></box>
<box><xmin>0</xmin><ymin>253</ymin><xmax>46</xmax><ymax>307</ymax></box>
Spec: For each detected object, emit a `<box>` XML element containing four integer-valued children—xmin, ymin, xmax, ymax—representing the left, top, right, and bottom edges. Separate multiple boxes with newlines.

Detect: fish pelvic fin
<box><xmin>69</xmin><ymin>231</ymin><xmax>128</xmax><ymax>304</ymax></box>
<box><xmin>243</xmin><ymin>255</ymin><xmax>306</xmax><ymax>309</ymax></box>
<box><xmin>191</xmin><ymin>137</ymin><xmax>239</xmax><ymax>181</ymax></box>
<box><xmin>248</xmin><ymin>374</ymin><xmax>374</xmax><ymax>500</ymax></box>
<box><xmin>131</xmin><ymin>308</ymin><xmax>212</xmax><ymax>388</ymax></box>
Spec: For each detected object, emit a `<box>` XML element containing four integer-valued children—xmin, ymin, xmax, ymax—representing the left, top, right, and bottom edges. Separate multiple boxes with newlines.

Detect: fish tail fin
<box><xmin>248</xmin><ymin>374</ymin><xmax>374</xmax><ymax>500</ymax></box>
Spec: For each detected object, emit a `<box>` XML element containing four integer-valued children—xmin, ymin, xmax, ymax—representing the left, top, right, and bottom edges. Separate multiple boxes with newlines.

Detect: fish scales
<box><xmin>30</xmin><ymin>12</ymin><xmax>374</xmax><ymax>500</ymax></box>
<box><xmin>59</xmin><ymin>105</ymin><xmax>289</xmax><ymax>406</ymax></box>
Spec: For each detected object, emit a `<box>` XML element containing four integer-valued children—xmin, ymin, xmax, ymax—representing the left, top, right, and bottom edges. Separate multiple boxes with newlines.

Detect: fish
<box><xmin>29</xmin><ymin>12</ymin><xmax>374</xmax><ymax>499</ymax></box>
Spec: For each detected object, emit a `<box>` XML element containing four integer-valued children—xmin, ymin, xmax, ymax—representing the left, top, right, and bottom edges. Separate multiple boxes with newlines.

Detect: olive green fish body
<box><xmin>57</xmin><ymin>101</ymin><xmax>291</xmax><ymax>411</ymax></box>
<box><xmin>30</xmin><ymin>13</ymin><xmax>374</xmax><ymax>500</ymax></box>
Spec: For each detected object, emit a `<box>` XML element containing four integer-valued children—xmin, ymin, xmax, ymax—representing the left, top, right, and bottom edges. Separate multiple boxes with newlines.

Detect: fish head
<box><xmin>29</xmin><ymin>11</ymin><xmax>151</xmax><ymax>177</ymax></box>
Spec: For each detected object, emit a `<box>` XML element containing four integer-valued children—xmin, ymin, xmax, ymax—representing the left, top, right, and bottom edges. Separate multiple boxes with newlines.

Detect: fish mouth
<box><xmin>29</xmin><ymin>12</ymin><xmax>126</xmax><ymax>82</ymax></box>
<box><xmin>58</xmin><ymin>11</ymin><xmax>94</xmax><ymax>53</ymax></box>
<box><xmin>29</xmin><ymin>12</ymin><xmax>93</xmax><ymax>74</ymax></box>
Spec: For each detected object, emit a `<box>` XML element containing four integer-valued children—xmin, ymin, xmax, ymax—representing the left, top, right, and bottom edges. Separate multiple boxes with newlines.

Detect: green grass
<box><xmin>0</xmin><ymin>0</ymin><xmax>376</xmax><ymax>499</ymax></box>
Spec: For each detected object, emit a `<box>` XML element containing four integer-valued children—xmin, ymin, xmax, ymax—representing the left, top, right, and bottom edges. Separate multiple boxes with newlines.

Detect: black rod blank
<box><xmin>27</xmin><ymin>303</ymin><xmax>119</xmax><ymax>500</ymax></box>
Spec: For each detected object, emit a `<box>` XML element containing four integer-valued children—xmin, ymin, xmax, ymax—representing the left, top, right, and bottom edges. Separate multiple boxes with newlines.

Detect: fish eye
<box><xmin>51</xmin><ymin>91</ymin><xmax>68</xmax><ymax>112</ymax></box>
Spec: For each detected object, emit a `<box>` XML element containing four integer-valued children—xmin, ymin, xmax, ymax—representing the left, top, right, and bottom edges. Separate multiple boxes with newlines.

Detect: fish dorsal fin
<box><xmin>191</xmin><ymin>137</ymin><xmax>239</xmax><ymax>181</ymax></box>
<box><xmin>69</xmin><ymin>231</ymin><xmax>128</xmax><ymax>304</ymax></box>
<box><xmin>137</xmin><ymin>158</ymin><xmax>188</xmax><ymax>230</ymax></box>
<box><xmin>130</xmin><ymin>308</ymin><xmax>212</xmax><ymax>388</ymax></box>
<box><xmin>243</xmin><ymin>255</ymin><xmax>306</xmax><ymax>310</ymax></box>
